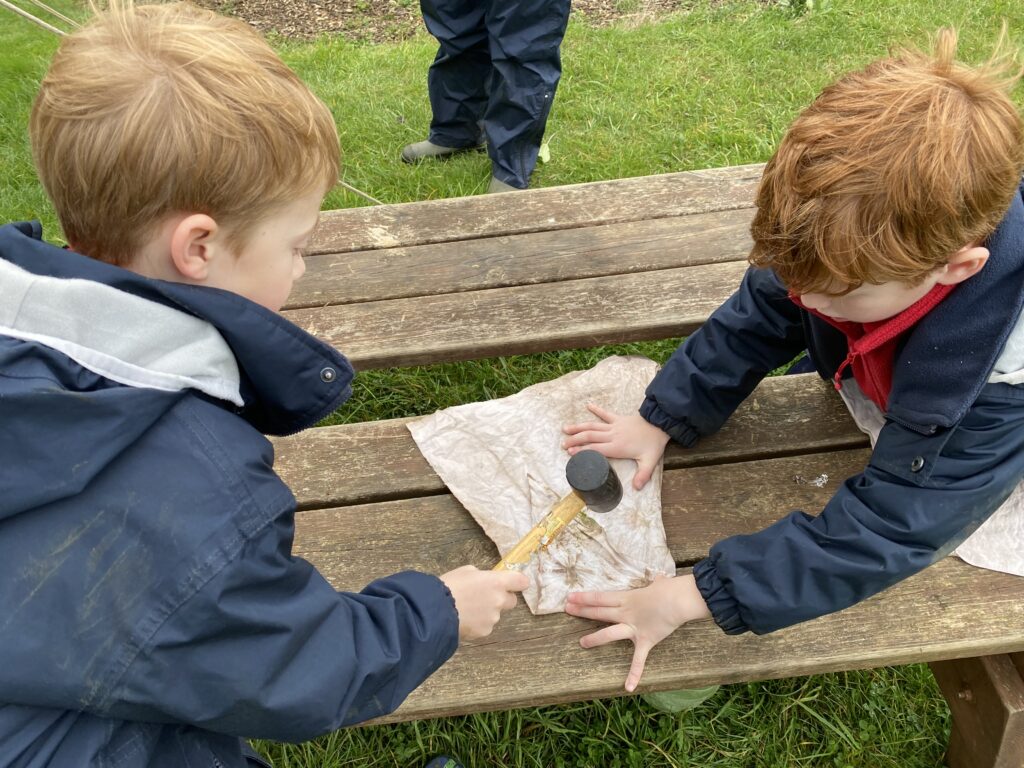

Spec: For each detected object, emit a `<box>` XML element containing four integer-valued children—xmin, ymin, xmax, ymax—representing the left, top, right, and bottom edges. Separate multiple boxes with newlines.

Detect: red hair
<box><xmin>750</xmin><ymin>27</ymin><xmax>1024</xmax><ymax>294</ymax></box>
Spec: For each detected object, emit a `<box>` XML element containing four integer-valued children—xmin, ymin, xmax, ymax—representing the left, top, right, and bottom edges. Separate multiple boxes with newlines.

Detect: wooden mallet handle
<box><xmin>492</xmin><ymin>450</ymin><xmax>622</xmax><ymax>571</ymax></box>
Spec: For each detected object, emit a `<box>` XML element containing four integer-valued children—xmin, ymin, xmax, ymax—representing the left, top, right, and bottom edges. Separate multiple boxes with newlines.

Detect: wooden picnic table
<box><xmin>273</xmin><ymin>164</ymin><xmax>1024</xmax><ymax>767</ymax></box>
<box><xmin>287</xmin><ymin>164</ymin><xmax>759</xmax><ymax>369</ymax></box>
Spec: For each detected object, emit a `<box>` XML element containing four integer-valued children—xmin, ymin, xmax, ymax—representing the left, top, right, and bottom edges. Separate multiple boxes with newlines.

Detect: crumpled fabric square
<box><xmin>955</xmin><ymin>485</ymin><xmax>1024</xmax><ymax>578</ymax></box>
<box><xmin>407</xmin><ymin>356</ymin><xmax>676</xmax><ymax>614</ymax></box>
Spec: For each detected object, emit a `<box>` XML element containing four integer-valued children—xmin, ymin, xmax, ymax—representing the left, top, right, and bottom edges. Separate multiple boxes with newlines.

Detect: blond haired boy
<box><xmin>563</xmin><ymin>29</ymin><xmax>1024</xmax><ymax>692</ymax></box>
<box><xmin>0</xmin><ymin>3</ymin><xmax>525</xmax><ymax>766</ymax></box>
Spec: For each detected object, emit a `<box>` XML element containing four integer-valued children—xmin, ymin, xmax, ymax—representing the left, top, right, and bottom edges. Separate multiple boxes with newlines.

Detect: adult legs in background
<box><xmin>410</xmin><ymin>0</ymin><xmax>572</xmax><ymax>190</ymax></box>
<box><xmin>483</xmin><ymin>0</ymin><xmax>571</xmax><ymax>188</ymax></box>
<box><xmin>421</xmin><ymin>0</ymin><xmax>490</xmax><ymax>150</ymax></box>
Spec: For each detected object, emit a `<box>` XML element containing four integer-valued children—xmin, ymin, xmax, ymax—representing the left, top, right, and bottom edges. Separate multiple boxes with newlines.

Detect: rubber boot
<box><xmin>401</xmin><ymin>140</ymin><xmax>484</xmax><ymax>163</ymax></box>
<box><xmin>486</xmin><ymin>176</ymin><xmax>522</xmax><ymax>194</ymax></box>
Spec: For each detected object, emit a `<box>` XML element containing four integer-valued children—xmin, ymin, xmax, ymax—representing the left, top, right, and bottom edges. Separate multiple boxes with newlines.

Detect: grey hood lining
<box><xmin>0</xmin><ymin>258</ymin><xmax>242</xmax><ymax>405</ymax></box>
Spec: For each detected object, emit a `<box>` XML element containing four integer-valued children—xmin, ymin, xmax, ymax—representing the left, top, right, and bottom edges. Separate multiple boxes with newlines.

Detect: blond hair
<box><xmin>30</xmin><ymin>1</ymin><xmax>340</xmax><ymax>266</ymax></box>
<box><xmin>750</xmin><ymin>27</ymin><xmax>1024</xmax><ymax>294</ymax></box>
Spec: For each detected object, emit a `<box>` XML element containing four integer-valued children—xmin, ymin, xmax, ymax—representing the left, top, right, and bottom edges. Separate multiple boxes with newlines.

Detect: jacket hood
<box><xmin>0</xmin><ymin>221</ymin><xmax>354</xmax><ymax>436</ymax></box>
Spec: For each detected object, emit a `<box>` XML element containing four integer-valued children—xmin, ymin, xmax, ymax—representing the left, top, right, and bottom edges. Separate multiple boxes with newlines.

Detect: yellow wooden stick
<box><xmin>492</xmin><ymin>492</ymin><xmax>585</xmax><ymax>571</ymax></box>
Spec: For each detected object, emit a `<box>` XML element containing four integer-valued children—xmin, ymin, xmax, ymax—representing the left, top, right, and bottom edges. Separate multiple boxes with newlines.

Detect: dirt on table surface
<box><xmin>192</xmin><ymin>0</ymin><xmax>719</xmax><ymax>42</ymax></box>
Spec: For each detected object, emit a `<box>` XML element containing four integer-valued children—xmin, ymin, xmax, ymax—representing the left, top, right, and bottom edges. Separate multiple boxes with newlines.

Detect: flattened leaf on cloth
<box><xmin>407</xmin><ymin>356</ymin><xmax>675</xmax><ymax>614</ymax></box>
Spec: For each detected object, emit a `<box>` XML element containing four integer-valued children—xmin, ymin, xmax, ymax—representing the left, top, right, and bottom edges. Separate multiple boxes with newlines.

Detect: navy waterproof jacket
<box><xmin>640</xmin><ymin>181</ymin><xmax>1024</xmax><ymax>635</ymax></box>
<box><xmin>0</xmin><ymin>222</ymin><xmax>459</xmax><ymax>767</ymax></box>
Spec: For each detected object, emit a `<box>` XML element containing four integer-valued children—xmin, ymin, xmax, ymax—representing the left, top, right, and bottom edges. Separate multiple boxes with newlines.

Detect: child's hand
<box><xmin>565</xmin><ymin>574</ymin><xmax>711</xmax><ymax>692</ymax></box>
<box><xmin>562</xmin><ymin>404</ymin><xmax>670</xmax><ymax>489</ymax></box>
<box><xmin>440</xmin><ymin>565</ymin><xmax>529</xmax><ymax>641</ymax></box>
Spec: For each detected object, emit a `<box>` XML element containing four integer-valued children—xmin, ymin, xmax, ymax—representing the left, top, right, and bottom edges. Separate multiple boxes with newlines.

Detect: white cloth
<box><xmin>407</xmin><ymin>356</ymin><xmax>675</xmax><ymax>614</ymax></box>
<box><xmin>838</xmin><ymin>379</ymin><xmax>1024</xmax><ymax>578</ymax></box>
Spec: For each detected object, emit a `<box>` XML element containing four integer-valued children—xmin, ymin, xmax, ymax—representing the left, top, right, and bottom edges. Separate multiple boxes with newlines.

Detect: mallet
<box><xmin>493</xmin><ymin>450</ymin><xmax>624</xmax><ymax>571</ymax></box>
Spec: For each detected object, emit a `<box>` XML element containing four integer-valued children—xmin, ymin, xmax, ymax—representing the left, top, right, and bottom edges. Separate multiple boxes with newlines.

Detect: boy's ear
<box><xmin>935</xmin><ymin>244</ymin><xmax>990</xmax><ymax>286</ymax></box>
<box><xmin>169</xmin><ymin>214</ymin><xmax>222</xmax><ymax>281</ymax></box>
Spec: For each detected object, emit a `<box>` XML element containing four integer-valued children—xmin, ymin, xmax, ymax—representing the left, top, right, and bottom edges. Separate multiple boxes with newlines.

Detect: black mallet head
<box><xmin>565</xmin><ymin>450</ymin><xmax>623</xmax><ymax>514</ymax></box>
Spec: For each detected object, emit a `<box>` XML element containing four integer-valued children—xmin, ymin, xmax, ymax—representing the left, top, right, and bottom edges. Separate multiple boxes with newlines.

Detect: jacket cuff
<box><xmin>692</xmin><ymin>558</ymin><xmax>749</xmax><ymax>635</ymax></box>
<box><xmin>367</xmin><ymin>570</ymin><xmax>460</xmax><ymax>662</ymax></box>
<box><xmin>639</xmin><ymin>397</ymin><xmax>699</xmax><ymax>447</ymax></box>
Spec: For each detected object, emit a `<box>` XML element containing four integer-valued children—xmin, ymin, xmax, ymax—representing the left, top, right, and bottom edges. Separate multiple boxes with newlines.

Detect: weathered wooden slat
<box><xmin>291</xmin><ymin>208</ymin><xmax>754</xmax><ymax>308</ymax></box>
<box><xmin>309</xmin><ymin>164</ymin><xmax>763</xmax><ymax>254</ymax></box>
<box><xmin>368</xmin><ymin>557</ymin><xmax>1024</xmax><ymax>723</ymax></box>
<box><xmin>284</xmin><ymin>260</ymin><xmax>750</xmax><ymax>369</ymax></box>
<box><xmin>292</xmin><ymin>448</ymin><xmax>871</xmax><ymax>580</ymax></box>
<box><xmin>273</xmin><ymin>374</ymin><xmax>868</xmax><ymax>510</ymax></box>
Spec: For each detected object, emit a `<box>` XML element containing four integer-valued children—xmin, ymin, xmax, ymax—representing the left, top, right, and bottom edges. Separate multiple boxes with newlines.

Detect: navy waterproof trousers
<box><xmin>421</xmin><ymin>0</ymin><xmax>572</xmax><ymax>189</ymax></box>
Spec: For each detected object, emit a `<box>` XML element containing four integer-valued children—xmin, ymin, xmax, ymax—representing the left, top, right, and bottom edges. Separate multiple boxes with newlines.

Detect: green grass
<box><xmin>4</xmin><ymin>0</ymin><xmax>1024</xmax><ymax>766</ymax></box>
<box><xmin>256</xmin><ymin>667</ymin><xmax>950</xmax><ymax>767</ymax></box>
<box><xmin>0</xmin><ymin>1</ymin><xmax>71</xmax><ymax>230</ymax></box>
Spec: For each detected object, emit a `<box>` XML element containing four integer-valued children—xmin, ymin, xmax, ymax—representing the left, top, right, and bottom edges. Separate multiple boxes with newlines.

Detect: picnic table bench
<box><xmin>273</xmin><ymin>164</ymin><xmax>1024</xmax><ymax>767</ymax></box>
